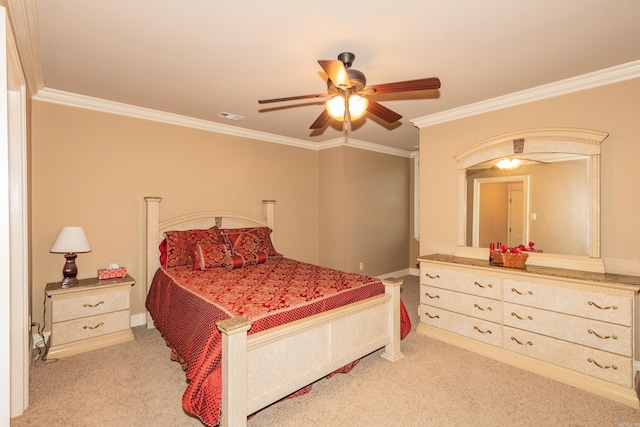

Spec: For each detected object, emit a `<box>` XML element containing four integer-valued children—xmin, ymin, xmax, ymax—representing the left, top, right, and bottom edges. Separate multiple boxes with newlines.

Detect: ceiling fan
<box><xmin>258</xmin><ymin>52</ymin><xmax>441</xmax><ymax>131</ymax></box>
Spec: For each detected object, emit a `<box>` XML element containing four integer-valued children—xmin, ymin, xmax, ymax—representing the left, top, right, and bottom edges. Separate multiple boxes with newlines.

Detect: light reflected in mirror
<box><xmin>466</xmin><ymin>154</ymin><xmax>590</xmax><ymax>256</ymax></box>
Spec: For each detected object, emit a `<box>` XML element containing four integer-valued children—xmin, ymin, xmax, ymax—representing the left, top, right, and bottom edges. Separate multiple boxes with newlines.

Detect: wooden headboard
<box><xmin>144</xmin><ymin>196</ymin><xmax>276</xmax><ymax>327</ymax></box>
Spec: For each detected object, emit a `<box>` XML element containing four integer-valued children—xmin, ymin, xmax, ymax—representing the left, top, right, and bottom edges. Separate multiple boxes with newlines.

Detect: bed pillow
<box><xmin>163</xmin><ymin>226</ymin><xmax>222</xmax><ymax>268</ymax></box>
<box><xmin>220</xmin><ymin>226</ymin><xmax>281</xmax><ymax>258</ymax></box>
<box><xmin>191</xmin><ymin>242</ymin><xmax>232</xmax><ymax>270</ymax></box>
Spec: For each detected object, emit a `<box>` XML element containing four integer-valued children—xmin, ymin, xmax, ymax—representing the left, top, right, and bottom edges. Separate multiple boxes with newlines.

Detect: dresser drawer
<box><xmin>422</xmin><ymin>285</ymin><xmax>502</xmax><ymax>322</ymax></box>
<box><xmin>420</xmin><ymin>264</ymin><xmax>501</xmax><ymax>299</ymax></box>
<box><xmin>421</xmin><ymin>305</ymin><xmax>501</xmax><ymax>346</ymax></box>
<box><xmin>51</xmin><ymin>286</ymin><xmax>131</xmax><ymax>323</ymax></box>
<box><xmin>504</xmin><ymin>326</ymin><xmax>632</xmax><ymax>387</ymax></box>
<box><xmin>504</xmin><ymin>278</ymin><xmax>633</xmax><ymax>326</ymax></box>
<box><xmin>51</xmin><ymin>310</ymin><xmax>131</xmax><ymax>346</ymax></box>
<box><xmin>504</xmin><ymin>302</ymin><xmax>632</xmax><ymax>357</ymax></box>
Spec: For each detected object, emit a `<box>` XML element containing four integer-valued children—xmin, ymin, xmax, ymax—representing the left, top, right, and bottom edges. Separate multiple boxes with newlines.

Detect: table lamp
<box><xmin>49</xmin><ymin>226</ymin><xmax>91</xmax><ymax>288</ymax></box>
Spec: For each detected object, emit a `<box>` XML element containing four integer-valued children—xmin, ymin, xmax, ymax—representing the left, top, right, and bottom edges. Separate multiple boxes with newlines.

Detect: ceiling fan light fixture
<box><xmin>496</xmin><ymin>158</ymin><xmax>522</xmax><ymax>170</ymax></box>
<box><xmin>325</xmin><ymin>94</ymin><xmax>368</xmax><ymax>121</ymax></box>
<box><xmin>348</xmin><ymin>94</ymin><xmax>368</xmax><ymax>120</ymax></box>
<box><xmin>325</xmin><ymin>95</ymin><xmax>346</xmax><ymax>120</ymax></box>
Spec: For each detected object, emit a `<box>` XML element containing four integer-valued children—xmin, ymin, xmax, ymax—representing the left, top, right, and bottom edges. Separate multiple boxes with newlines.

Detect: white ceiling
<box><xmin>21</xmin><ymin>0</ymin><xmax>640</xmax><ymax>152</ymax></box>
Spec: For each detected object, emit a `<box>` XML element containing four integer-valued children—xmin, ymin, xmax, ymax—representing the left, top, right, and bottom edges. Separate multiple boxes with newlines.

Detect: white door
<box><xmin>507</xmin><ymin>185</ymin><xmax>524</xmax><ymax>247</ymax></box>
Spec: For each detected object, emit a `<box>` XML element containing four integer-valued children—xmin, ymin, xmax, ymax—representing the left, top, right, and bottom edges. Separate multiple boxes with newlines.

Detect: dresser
<box><xmin>417</xmin><ymin>254</ymin><xmax>640</xmax><ymax>408</ymax></box>
<box><xmin>46</xmin><ymin>275</ymin><xmax>135</xmax><ymax>358</ymax></box>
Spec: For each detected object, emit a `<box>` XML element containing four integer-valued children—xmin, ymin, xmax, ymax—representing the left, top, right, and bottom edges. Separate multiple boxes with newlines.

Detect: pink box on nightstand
<box><xmin>98</xmin><ymin>267</ymin><xmax>127</xmax><ymax>280</ymax></box>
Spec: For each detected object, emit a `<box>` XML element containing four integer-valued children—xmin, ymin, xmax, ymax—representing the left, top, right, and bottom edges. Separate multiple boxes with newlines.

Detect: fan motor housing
<box><xmin>327</xmin><ymin>68</ymin><xmax>366</xmax><ymax>94</ymax></box>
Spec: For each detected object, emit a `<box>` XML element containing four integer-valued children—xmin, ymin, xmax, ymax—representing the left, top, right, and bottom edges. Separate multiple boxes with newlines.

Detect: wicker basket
<box><xmin>491</xmin><ymin>251</ymin><xmax>528</xmax><ymax>268</ymax></box>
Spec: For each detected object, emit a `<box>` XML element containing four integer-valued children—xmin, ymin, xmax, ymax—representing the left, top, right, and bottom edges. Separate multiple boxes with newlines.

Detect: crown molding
<box><xmin>34</xmin><ymin>87</ymin><xmax>411</xmax><ymax>158</ymax></box>
<box><xmin>7</xmin><ymin>0</ymin><xmax>43</xmax><ymax>96</ymax></box>
<box><xmin>411</xmin><ymin>60</ymin><xmax>640</xmax><ymax>129</ymax></box>
<box><xmin>341</xmin><ymin>138</ymin><xmax>412</xmax><ymax>158</ymax></box>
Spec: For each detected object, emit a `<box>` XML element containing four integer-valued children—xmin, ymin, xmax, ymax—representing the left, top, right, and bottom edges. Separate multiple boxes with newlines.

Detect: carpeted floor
<box><xmin>11</xmin><ymin>275</ymin><xmax>640</xmax><ymax>426</ymax></box>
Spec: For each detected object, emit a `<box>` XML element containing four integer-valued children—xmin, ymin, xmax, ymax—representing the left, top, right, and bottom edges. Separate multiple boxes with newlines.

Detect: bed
<box><xmin>144</xmin><ymin>197</ymin><xmax>410</xmax><ymax>426</ymax></box>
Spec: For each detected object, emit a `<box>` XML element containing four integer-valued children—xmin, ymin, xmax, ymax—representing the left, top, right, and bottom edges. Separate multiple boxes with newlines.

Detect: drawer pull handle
<box><xmin>474</xmin><ymin>281</ymin><xmax>493</xmax><ymax>289</ymax></box>
<box><xmin>511</xmin><ymin>312</ymin><xmax>533</xmax><ymax>320</ymax></box>
<box><xmin>473</xmin><ymin>326</ymin><xmax>492</xmax><ymax>335</ymax></box>
<box><xmin>425</xmin><ymin>292</ymin><xmax>440</xmax><ymax>299</ymax></box>
<box><xmin>425</xmin><ymin>273</ymin><xmax>440</xmax><ymax>279</ymax></box>
<box><xmin>588</xmin><ymin>329</ymin><xmax>618</xmax><ymax>340</ymax></box>
<box><xmin>511</xmin><ymin>337</ymin><xmax>533</xmax><ymax>346</ymax></box>
<box><xmin>511</xmin><ymin>288</ymin><xmax>533</xmax><ymax>296</ymax></box>
<box><xmin>473</xmin><ymin>303</ymin><xmax>492</xmax><ymax>312</ymax></box>
<box><xmin>587</xmin><ymin>358</ymin><xmax>617</xmax><ymax>370</ymax></box>
<box><xmin>83</xmin><ymin>300</ymin><xmax>105</xmax><ymax>308</ymax></box>
<box><xmin>588</xmin><ymin>301</ymin><xmax>618</xmax><ymax>311</ymax></box>
<box><xmin>83</xmin><ymin>322</ymin><xmax>104</xmax><ymax>330</ymax></box>
<box><xmin>425</xmin><ymin>312</ymin><xmax>440</xmax><ymax>319</ymax></box>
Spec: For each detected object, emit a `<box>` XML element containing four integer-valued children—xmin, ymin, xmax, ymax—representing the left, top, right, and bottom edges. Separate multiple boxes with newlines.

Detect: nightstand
<box><xmin>46</xmin><ymin>274</ymin><xmax>135</xmax><ymax>358</ymax></box>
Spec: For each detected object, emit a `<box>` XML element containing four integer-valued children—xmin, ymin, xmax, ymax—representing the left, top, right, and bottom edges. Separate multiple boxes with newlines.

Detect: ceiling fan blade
<box><xmin>309</xmin><ymin>109</ymin><xmax>330</xmax><ymax>129</ymax></box>
<box><xmin>258</xmin><ymin>93</ymin><xmax>327</xmax><ymax>104</ymax></box>
<box><xmin>368</xmin><ymin>77</ymin><xmax>441</xmax><ymax>95</ymax></box>
<box><xmin>367</xmin><ymin>100</ymin><xmax>402</xmax><ymax>123</ymax></box>
<box><xmin>318</xmin><ymin>59</ymin><xmax>351</xmax><ymax>89</ymax></box>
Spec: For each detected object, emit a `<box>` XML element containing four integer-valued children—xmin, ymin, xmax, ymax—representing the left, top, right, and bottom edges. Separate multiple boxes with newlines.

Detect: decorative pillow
<box><xmin>225</xmin><ymin>251</ymin><xmax>268</xmax><ymax>270</ymax></box>
<box><xmin>163</xmin><ymin>226</ymin><xmax>222</xmax><ymax>268</ymax></box>
<box><xmin>191</xmin><ymin>243</ymin><xmax>232</xmax><ymax>270</ymax></box>
<box><xmin>220</xmin><ymin>227</ymin><xmax>281</xmax><ymax>258</ymax></box>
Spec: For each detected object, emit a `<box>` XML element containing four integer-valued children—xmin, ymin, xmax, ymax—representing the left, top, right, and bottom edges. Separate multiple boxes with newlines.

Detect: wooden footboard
<box><xmin>216</xmin><ymin>277</ymin><xmax>403</xmax><ymax>427</ymax></box>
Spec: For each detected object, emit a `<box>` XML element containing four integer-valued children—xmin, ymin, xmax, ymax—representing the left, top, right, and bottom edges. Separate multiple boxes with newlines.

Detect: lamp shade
<box><xmin>49</xmin><ymin>227</ymin><xmax>91</xmax><ymax>254</ymax></box>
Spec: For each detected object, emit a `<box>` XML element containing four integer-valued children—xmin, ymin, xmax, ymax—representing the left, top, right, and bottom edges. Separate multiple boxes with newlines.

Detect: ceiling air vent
<box><xmin>216</xmin><ymin>112</ymin><xmax>245</xmax><ymax>121</ymax></box>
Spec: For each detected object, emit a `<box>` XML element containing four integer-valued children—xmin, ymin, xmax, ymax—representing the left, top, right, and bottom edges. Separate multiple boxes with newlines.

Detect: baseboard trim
<box><xmin>130</xmin><ymin>312</ymin><xmax>147</xmax><ymax>328</ymax></box>
<box><xmin>377</xmin><ymin>268</ymin><xmax>418</xmax><ymax>280</ymax></box>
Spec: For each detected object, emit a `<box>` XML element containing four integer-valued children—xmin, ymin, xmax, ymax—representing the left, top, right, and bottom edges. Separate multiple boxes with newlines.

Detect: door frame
<box><xmin>2</xmin><ymin>5</ymin><xmax>30</xmax><ymax>419</ymax></box>
<box><xmin>472</xmin><ymin>175</ymin><xmax>529</xmax><ymax>248</ymax></box>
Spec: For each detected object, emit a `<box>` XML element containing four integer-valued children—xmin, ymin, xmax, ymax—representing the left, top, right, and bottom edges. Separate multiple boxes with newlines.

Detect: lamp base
<box><xmin>61</xmin><ymin>253</ymin><xmax>79</xmax><ymax>288</ymax></box>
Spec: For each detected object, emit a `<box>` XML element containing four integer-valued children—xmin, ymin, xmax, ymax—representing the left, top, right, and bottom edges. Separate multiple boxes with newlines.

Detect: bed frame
<box><xmin>144</xmin><ymin>197</ymin><xmax>404</xmax><ymax>427</ymax></box>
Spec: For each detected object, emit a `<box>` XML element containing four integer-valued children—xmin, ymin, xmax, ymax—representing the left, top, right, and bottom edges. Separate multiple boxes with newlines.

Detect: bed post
<box><xmin>262</xmin><ymin>200</ymin><xmax>275</xmax><ymax>230</ymax></box>
<box><xmin>381</xmin><ymin>277</ymin><xmax>404</xmax><ymax>362</ymax></box>
<box><xmin>217</xmin><ymin>316</ymin><xmax>253</xmax><ymax>427</ymax></box>
<box><xmin>145</xmin><ymin>196</ymin><xmax>162</xmax><ymax>328</ymax></box>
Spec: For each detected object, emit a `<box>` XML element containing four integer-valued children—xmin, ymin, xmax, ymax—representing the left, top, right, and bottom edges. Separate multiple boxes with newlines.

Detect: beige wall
<box><xmin>419</xmin><ymin>78</ymin><xmax>640</xmax><ymax>274</ymax></box>
<box><xmin>319</xmin><ymin>146</ymin><xmax>410</xmax><ymax>276</ymax></box>
<box><xmin>31</xmin><ymin>101</ymin><xmax>411</xmax><ymax>329</ymax></box>
<box><xmin>318</xmin><ymin>147</ymin><xmax>345</xmax><ymax>269</ymax></box>
<box><xmin>342</xmin><ymin>147</ymin><xmax>410</xmax><ymax>276</ymax></box>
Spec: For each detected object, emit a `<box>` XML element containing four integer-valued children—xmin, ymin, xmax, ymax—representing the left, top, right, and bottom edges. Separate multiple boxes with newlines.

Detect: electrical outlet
<box><xmin>359</xmin><ymin>262</ymin><xmax>364</xmax><ymax>271</ymax></box>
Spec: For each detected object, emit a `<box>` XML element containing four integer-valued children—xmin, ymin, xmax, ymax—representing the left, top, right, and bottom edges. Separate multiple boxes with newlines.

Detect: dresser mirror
<box><xmin>453</xmin><ymin>128</ymin><xmax>608</xmax><ymax>273</ymax></box>
<box><xmin>465</xmin><ymin>154</ymin><xmax>589</xmax><ymax>255</ymax></box>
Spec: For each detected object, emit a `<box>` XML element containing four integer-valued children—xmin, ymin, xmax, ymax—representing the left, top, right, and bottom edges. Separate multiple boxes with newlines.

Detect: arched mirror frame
<box><xmin>453</xmin><ymin>128</ymin><xmax>608</xmax><ymax>273</ymax></box>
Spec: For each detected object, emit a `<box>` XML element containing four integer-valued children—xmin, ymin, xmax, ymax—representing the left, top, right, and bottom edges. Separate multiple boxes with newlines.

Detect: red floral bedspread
<box><xmin>146</xmin><ymin>256</ymin><xmax>411</xmax><ymax>427</ymax></box>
